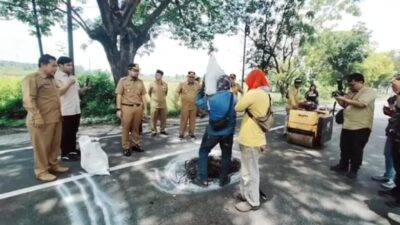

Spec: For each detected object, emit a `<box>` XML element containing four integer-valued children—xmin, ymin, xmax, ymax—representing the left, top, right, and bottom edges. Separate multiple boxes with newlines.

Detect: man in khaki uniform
<box><xmin>330</xmin><ymin>73</ymin><xmax>377</xmax><ymax>178</ymax></box>
<box><xmin>229</xmin><ymin>73</ymin><xmax>243</xmax><ymax>96</ymax></box>
<box><xmin>149</xmin><ymin>69</ymin><xmax>168</xmax><ymax>137</ymax></box>
<box><xmin>22</xmin><ymin>54</ymin><xmax>70</xmax><ymax>182</ymax></box>
<box><xmin>286</xmin><ymin>78</ymin><xmax>303</xmax><ymax>113</ymax></box>
<box><xmin>116</xmin><ymin>63</ymin><xmax>147</xmax><ymax>156</ymax></box>
<box><xmin>175</xmin><ymin>71</ymin><xmax>201</xmax><ymax>139</ymax></box>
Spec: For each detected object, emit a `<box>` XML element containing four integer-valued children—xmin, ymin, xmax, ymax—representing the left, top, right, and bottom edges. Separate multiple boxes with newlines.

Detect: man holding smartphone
<box><xmin>55</xmin><ymin>56</ymin><xmax>90</xmax><ymax>161</ymax></box>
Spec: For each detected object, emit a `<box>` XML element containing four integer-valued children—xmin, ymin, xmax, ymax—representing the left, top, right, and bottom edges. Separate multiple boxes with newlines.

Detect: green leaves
<box><xmin>163</xmin><ymin>0</ymin><xmax>246</xmax><ymax>49</ymax></box>
<box><xmin>361</xmin><ymin>52</ymin><xmax>395</xmax><ymax>88</ymax></box>
<box><xmin>302</xmin><ymin>25</ymin><xmax>371</xmax><ymax>85</ymax></box>
<box><xmin>0</xmin><ymin>0</ymin><xmax>64</xmax><ymax>36</ymax></box>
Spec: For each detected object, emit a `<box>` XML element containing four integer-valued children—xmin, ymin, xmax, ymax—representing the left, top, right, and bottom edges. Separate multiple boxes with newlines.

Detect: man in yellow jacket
<box><xmin>234</xmin><ymin>69</ymin><xmax>270</xmax><ymax>212</ymax></box>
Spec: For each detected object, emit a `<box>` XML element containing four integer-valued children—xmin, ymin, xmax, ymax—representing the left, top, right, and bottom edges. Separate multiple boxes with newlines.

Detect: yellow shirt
<box><xmin>115</xmin><ymin>76</ymin><xmax>147</xmax><ymax>105</ymax></box>
<box><xmin>175</xmin><ymin>81</ymin><xmax>201</xmax><ymax>110</ymax></box>
<box><xmin>22</xmin><ymin>72</ymin><xmax>62</xmax><ymax>124</ymax></box>
<box><xmin>286</xmin><ymin>86</ymin><xmax>300</xmax><ymax>110</ymax></box>
<box><xmin>235</xmin><ymin>88</ymin><xmax>270</xmax><ymax>147</ymax></box>
<box><xmin>149</xmin><ymin>80</ymin><xmax>168</xmax><ymax>109</ymax></box>
<box><xmin>343</xmin><ymin>87</ymin><xmax>377</xmax><ymax>130</ymax></box>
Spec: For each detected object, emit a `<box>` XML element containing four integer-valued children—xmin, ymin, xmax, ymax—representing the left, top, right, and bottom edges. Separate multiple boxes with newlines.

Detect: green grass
<box><xmin>0</xmin><ymin>67</ymin><xmax>35</xmax><ymax>77</ymax></box>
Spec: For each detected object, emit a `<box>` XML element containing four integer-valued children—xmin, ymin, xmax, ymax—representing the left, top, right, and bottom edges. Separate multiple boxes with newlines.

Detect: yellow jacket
<box><xmin>286</xmin><ymin>86</ymin><xmax>300</xmax><ymax>110</ymax></box>
<box><xmin>235</xmin><ymin>88</ymin><xmax>270</xmax><ymax>147</ymax></box>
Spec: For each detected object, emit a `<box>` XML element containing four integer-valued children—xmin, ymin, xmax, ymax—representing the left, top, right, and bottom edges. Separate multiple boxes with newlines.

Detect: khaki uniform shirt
<box><xmin>230</xmin><ymin>82</ymin><xmax>243</xmax><ymax>96</ymax></box>
<box><xmin>287</xmin><ymin>86</ymin><xmax>301</xmax><ymax>110</ymax></box>
<box><xmin>149</xmin><ymin>80</ymin><xmax>168</xmax><ymax>109</ymax></box>
<box><xmin>175</xmin><ymin>81</ymin><xmax>201</xmax><ymax>110</ymax></box>
<box><xmin>115</xmin><ymin>76</ymin><xmax>147</xmax><ymax>105</ymax></box>
<box><xmin>343</xmin><ymin>87</ymin><xmax>377</xmax><ymax>130</ymax></box>
<box><xmin>22</xmin><ymin>72</ymin><xmax>62</xmax><ymax>124</ymax></box>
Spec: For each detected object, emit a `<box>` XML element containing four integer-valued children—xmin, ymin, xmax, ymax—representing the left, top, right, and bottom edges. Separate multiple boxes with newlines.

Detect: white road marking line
<box><xmin>0</xmin><ymin>148</ymin><xmax>195</xmax><ymax>200</ymax></box>
<box><xmin>0</xmin><ymin>125</ymin><xmax>285</xmax><ymax>200</ymax></box>
<box><xmin>0</xmin><ymin>146</ymin><xmax>33</xmax><ymax>155</ymax></box>
<box><xmin>0</xmin><ymin>118</ymin><xmax>285</xmax><ymax>154</ymax></box>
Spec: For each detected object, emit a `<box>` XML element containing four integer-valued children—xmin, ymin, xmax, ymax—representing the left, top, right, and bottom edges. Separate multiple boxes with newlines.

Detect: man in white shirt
<box><xmin>55</xmin><ymin>56</ymin><xmax>89</xmax><ymax>161</ymax></box>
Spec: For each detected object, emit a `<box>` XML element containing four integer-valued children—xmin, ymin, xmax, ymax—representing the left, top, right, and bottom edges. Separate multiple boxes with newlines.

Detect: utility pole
<box><xmin>32</xmin><ymin>0</ymin><xmax>43</xmax><ymax>56</ymax></box>
<box><xmin>67</xmin><ymin>0</ymin><xmax>75</xmax><ymax>74</ymax></box>
<box><xmin>241</xmin><ymin>23</ymin><xmax>250</xmax><ymax>87</ymax></box>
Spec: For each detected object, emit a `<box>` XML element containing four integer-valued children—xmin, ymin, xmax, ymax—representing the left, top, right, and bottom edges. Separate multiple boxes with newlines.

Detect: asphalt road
<box><xmin>0</xmin><ymin>102</ymin><xmax>399</xmax><ymax>225</ymax></box>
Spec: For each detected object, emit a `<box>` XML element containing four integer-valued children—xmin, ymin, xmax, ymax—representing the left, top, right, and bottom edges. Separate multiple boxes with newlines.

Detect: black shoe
<box><xmin>346</xmin><ymin>171</ymin><xmax>357</xmax><ymax>179</ymax></box>
<box><xmin>386</xmin><ymin>200</ymin><xmax>400</xmax><ymax>208</ymax></box>
<box><xmin>151</xmin><ymin>132</ymin><xmax>157</xmax><ymax>137</ymax></box>
<box><xmin>189</xmin><ymin>134</ymin><xmax>196</xmax><ymax>139</ymax></box>
<box><xmin>179</xmin><ymin>135</ymin><xmax>184</xmax><ymax>140</ymax></box>
<box><xmin>133</xmin><ymin>145</ymin><xmax>144</xmax><ymax>152</ymax></box>
<box><xmin>61</xmin><ymin>154</ymin><xmax>79</xmax><ymax>161</ymax></box>
<box><xmin>371</xmin><ymin>175</ymin><xmax>391</xmax><ymax>182</ymax></box>
<box><xmin>219</xmin><ymin>177</ymin><xmax>231</xmax><ymax>187</ymax></box>
<box><xmin>330</xmin><ymin>164</ymin><xmax>348</xmax><ymax>173</ymax></box>
<box><xmin>193</xmin><ymin>178</ymin><xmax>208</xmax><ymax>187</ymax></box>
<box><xmin>379</xmin><ymin>188</ymin><xmax>400</xmax><ymax>198</ymax></box>
<box><xmin>123</xmin><ymin>149</ymin><xmax>131</xmax><ymax>156</ymax></box>
<box><xmin>160</xmin><ymin>131</ymin><xmax>168</xmax><ymax>135</ymax></box>
<box><xmin>70</xmin><ymin>150</ymin><xmax>81</xmax><ymax>156</ymax></box>
<box><xmin>260</xmin><ymin>189</ymin><xmax>269</xmax><ymax>204</ymax></box>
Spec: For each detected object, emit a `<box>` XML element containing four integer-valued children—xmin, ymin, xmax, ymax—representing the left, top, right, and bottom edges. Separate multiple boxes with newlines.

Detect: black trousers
<box><xmin>198</xmin><ymin>132</ymin><xmax>233</xmax><ymax>182</ymax></box>
<box><xmin>61</xmin><ymin>114</ymin><xmax>81</xmax><ymax>156</ymax></box>
<box><xmin>339</xmin><ymin>128</ymin><xmax>371</xmax><ymax>172</ymax></box>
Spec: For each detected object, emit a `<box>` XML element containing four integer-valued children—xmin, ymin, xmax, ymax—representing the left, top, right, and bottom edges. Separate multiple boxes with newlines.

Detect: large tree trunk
<box><xmin>102</xmin><ymin>42</ymin><xmax>139</xmax><ymax>84</ymax></box>
<box><xmin>90</xmin><ymin>27</ymin><xmax>145</xmax><ymax>84</ymax></box>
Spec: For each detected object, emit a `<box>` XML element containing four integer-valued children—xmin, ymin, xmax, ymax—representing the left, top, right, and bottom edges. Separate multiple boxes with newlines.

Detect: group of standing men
<box><xmin>22</xmin><ymin>54</ymin><xmax>246</xmax><ymax>180</ymax></box>
<box><xmin>115</xmin><ymin>64</ymin><xmax>245</xmax><ymax>156</ymax></box>
<box><xmin>22</xmin><ymin>54</ymin><xmax>88</xmax><ymax>182</ymax></box>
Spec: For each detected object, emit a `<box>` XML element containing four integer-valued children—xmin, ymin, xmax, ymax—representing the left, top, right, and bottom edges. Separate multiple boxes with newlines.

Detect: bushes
<box><xmin>0</xmin><ymin>76</ymin><xmax>25</xmax><ymax>120</ymax></box>
<box><xmin>77</xmin><ymin>72</ymin><xmax>119</xmax><ymax>124</ymax></box>
<box><xmin>0</xmin><ymin>72</ymin><xmax>190</xmax><ymax>128</ymax></box>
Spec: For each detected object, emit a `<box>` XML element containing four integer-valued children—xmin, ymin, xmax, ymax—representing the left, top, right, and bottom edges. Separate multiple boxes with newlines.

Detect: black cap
<box><xmin>128</xmin><ymin>63</ymin><xmax>140</xmax><ymax>71</ymax></box>
<box><xmin>188</xmin><ymin>71</ymin><xmax>196</xmax><ymax>77</ymax></box>
<box><xmin>294</xmin><ymin>78</ymin><xmax>303</xmax><ymax>84</ymax></box>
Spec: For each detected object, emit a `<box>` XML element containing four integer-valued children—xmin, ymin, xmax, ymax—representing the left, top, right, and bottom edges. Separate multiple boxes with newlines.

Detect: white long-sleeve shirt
<box><xmin>55</xmin><ymin>70</ymin><xmax>81</xmax><ymax>116</ymax></box>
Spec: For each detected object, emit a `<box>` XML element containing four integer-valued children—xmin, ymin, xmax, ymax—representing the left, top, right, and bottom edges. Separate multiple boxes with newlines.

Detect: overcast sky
<box><xmin>0</xmin><ymin>0</ymin><xmax>399</xmax><ymax>76</ymax></box>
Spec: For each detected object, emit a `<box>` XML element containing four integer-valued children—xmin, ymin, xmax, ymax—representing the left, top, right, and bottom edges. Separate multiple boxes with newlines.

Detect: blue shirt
<box><xmin>196</xmin><ymin>90</ymin><xmax>237</xmax><ymax>136</ymax></box>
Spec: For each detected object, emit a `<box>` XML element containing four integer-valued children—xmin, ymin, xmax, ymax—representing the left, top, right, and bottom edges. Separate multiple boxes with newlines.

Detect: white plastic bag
<box><xmin>204</xmin><ymin>54</ymin><xmax>225</xmax><ymax>95</ymax></box>
<box><xmin>79</xmin><ymin>135</ymin><xmax>110</xmax><ymax>175</ymax></box>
